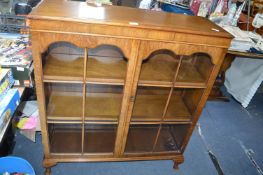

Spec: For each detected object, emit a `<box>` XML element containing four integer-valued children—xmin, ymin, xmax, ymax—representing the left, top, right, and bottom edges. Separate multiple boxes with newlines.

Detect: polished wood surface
<box><xmin>85</xmin><ymin>93</ymin><xmax>122</xmax><ymax>120</ymax></box>
<box><xmin>29</xmin><ymin>0</ymin><xmax>232</xmax><ymax>38</ymax></box>
<box><xmin>47</xmin><ymin>91</ymin><xmax>83</xmax><ymax>121</ymax></box>
<box><xmin>44</xmin><ymin>54</ymin><xmax>84</xmax><ymax>81</ymax></box>
<box><xmin>86</xmin><ymin>56</ymin><xmax>127</xmax><ymax>82</ymax></box>
<box><xmin>28</xmin><ymin>0</ymin><xmax>232</xmax><ymax>174</ymax></box>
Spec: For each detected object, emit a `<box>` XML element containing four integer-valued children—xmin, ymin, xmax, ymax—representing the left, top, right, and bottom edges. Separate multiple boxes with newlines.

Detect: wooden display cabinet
<box><xmin>27</xmin><ymin>0</ymin><xmax>232</xmax><ymax>174</ymax></box>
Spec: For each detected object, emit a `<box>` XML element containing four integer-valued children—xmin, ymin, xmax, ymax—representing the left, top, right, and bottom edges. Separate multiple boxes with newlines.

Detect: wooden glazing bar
<box><xmin>152</xmin><ymin>55</ymin><xmax>183</xmax><ymax>152</ymax></box>
<box><xmin>81</xmin><ymin>48</ymin><xmax>88</xmax><ymax>154</ymax></box>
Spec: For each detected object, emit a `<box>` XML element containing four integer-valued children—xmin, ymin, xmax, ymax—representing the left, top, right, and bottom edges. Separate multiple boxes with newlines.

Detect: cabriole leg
<box><xmin>43</xmin><ymin>158</ymin><xmax>57</xmax><ymax>175</ymax></box>
<box><xmin>173</xmin><ymin>160</ymin><xmax>179</xmax><ymax>170</ymax></box>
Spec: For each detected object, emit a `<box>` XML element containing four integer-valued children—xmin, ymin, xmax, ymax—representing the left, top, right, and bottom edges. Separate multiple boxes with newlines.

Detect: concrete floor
<box><xmin>11</xmin><ymin>88</ymin><xmax>263</xmax><ymax>175</ymax></box>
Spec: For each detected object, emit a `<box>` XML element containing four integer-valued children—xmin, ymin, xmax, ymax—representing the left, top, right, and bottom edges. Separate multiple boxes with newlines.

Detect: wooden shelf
<box><xmin>176</xmin><ymin>62</ymin><xmax>206</xmax><ymax>86</ymax></box>
<box><xmin>47</xmin><ymin>90</ymin><xmax>122</xmax><ymax>122</ymax></box>
<box><xmin>47</xmin><ymin>91</ymin><xmax>83</xmax><ymax>121</ymax></box>
<box><xmin>43</xmin><ymin>54</ymin><xmax>206</xmax><ymax>88</ymax></box>
<box><xmin>132</xmin><ymin>94</ymin><xmax>191</xmax><ymax>122</ymax></box>
<box><xmin>85</xmin><ymin>93</ymin><xmax>122</xmax><ymax>121</ymax></box>
<box><xmin>44</xmin><ymin>54</ymin><xmax>84</xmax><ymax>81</ymax></box>
<box><xmin>139</xmin><ymin>56</ymin><xmax>178</xmax><ymax>83</ymax></box>
<box><xmin>86</xmin><ymin>56</ymin><xmax>127</xmax><ymax>84</ymax></box>
<box><xmin>165</xmin><ymin>94</ymin><xmax>192</xmax><ymax>121</ymax></box>
<box><xmin>139</xmin><ymin>61</ymin><xmax>206</xmax><ymax>88</ymax></box>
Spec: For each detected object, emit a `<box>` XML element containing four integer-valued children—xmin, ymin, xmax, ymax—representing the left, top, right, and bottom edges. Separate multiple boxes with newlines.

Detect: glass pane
<box><xmin>154</xmin><ymin>124</ymin><xmax>190</xmax><ymax>153</ymax></box>
<box><xmin>165</xmin><ymin>88</ymin><xmax>204</xmax><ymax>121</ymax></box>
<box><xmin>45</xmin><ymin>83</ymin><xmax>83</xmax><ymax>121</ymax></box>
<box><xmin>43</xmin><ymin>42</ymin><xmax>84</xmax><ymax>80</ymax></box>
<box><xmin>84</xmin><ymin>124</ymin><xmax>117</xmax><ymax>153</ymax></box>
<box><xmin>85</xmin><ymin>84</ymin><xmax>123</xmax><ymax>122</ymax></box>
<box><xmin>86</xmin><ymin>45</ymin><xmax>127</xmax><ymax>81</ymax></box>
<box><xmin>139</xmin><ymin>50</ymin><xmax>180</xmax><ymax>84</ymax></box>
<box><xmin>49</xmin><ymin>124</ymin><xmax>82</xmax><ymax>153</ymax></box>
<box><xmin>177</xmin><ymin>53</ymin><xmax>213</xmax><ymax>85</ymax></box>
<box><xmin>131</xmin><ymin>86</ymin><xmax>170</xmax><ymax>121</ymax></box>
<box><xmin>125</xmin><ymin>124</ymin><xmax>159</xmax><ymax>153</ymax></box>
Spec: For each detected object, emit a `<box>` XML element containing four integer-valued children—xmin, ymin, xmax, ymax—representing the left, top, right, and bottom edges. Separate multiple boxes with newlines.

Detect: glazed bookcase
<box><xmin>27</xmin><ymin>0</ymin><xmax>232</xmax><ymax>174</ymax></box>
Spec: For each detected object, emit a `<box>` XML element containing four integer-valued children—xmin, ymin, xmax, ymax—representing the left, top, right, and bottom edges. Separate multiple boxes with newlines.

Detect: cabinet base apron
<box><xmin>43</xmin><ymin>155</ymin><xmax>184</xmax><ymax>173</ymax></box>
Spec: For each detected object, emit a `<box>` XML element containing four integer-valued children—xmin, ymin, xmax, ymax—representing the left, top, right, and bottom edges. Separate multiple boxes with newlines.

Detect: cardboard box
<box><xmin>0</xmin><ymin>89</ymin><xmax>20</xmax><ymax>136</ymax></box>
<box><xmin>2</xmin><ymin>61</ymin><xmax>34</xmax><ymax>87</ymax></box>
<box><xmin>0</xmin><ymin>33</ymin><xmax>33</xmax><ymax>87</ymax></box>
<box><xmin>0</xmin><ymin>68</ymin><xmax>15</xmax><ymax>100</ymax></box>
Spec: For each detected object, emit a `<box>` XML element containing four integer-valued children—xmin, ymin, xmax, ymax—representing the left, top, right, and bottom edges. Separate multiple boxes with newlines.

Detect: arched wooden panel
<box><xmin>138</xmin><ymin>40</ymin><xmax>224</xmax><ymax>65</ymax></box>
<box><xmin>31</xmin><ymin>31</ymin><xmax>133</xmax><ymax>59</ymax></box>
<box><xmin>85</xmin><ymin>44</ymin><xmax>128</xmax><ymax>84</ymax></box>
<box><xmin>42</xmin><ymin>41</ymin><xmax>85</xmax><ymax>81</ymax></box>
<box><xmin>138</xmin><ymin>49</ymin><xmax>180</xmax><ymax>86</ymax></box>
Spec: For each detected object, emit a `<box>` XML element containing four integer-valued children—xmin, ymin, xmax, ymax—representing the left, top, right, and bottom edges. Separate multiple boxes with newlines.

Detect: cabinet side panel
<box><xmin>31</xmin><ymin>32</ymin><xmax>51</xmax><ymax>156</ymax></box>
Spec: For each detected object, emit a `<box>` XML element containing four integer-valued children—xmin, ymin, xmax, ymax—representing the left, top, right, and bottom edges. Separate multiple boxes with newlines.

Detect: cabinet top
<box><xmin>28</xmin><ymin>0</ymin><xmax>232</xmax><ymax>39</ymax></box>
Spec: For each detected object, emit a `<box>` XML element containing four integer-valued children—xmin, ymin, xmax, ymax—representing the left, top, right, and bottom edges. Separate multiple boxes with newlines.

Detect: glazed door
<box><xmin>123</xmin><ymin>41</ymin><xmax>215</xmax><ymax>156</ymax></box>
<box><xmin>42</xmin><ymin>37</ymin><xmax>135</xmax><ymax>156</ymax></box>
<box><xmin>84</xmin><ymin>44</ymin><xmax>129</xmax><ymax>155</ymax></box>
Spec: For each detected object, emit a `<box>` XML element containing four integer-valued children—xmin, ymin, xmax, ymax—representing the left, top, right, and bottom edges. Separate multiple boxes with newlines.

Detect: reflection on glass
<box><xmin>139</xmin><ymin>50</ymin><xmax>180</xmax><ymax>83</ymax></box>
<box><xmin>84</xmin><ymin>124</ymin><xmax>117</xmax><ymax>153</ymax></box>
<box><xmin>165</xmin><ymin>88</ymin><xmax>204</xmax><ymax>121</ymax></box>
<box><xmin>49</xmin><ymin>124</ymin><xmax>82</xmax><ymax>153</ymax></box>
<box><xmin>85</xmin><ymin>84</ymin><xmax>123</xmax><ymax>121</ymax></box>
<box><xmin>177</xmin><ymin>53</ymin><xmax>213</xmax><ymax>84</ymax></box>
<box><xmin>78</xmin><ymin>4</ymin><xmax>105</xmax><ymax>19</ymax></box>
<box><xmin>131</xmin><ymin>86</ymin><xmax>170</xmax><ymax>121</ymax></box>
<box><xmin>45</xmin><ymin>83</ymin><xmax>83</xmax><ymax>121</ymax></box>
<box><xmin>43</xmin><ymin>42</ymin><xmax>84</xmax><ymax>79</ymax></box>
<box><xmin>154</xmin><ymin>124</ymin><xmax>189</xmax><ymax>153</ymax></box>
<box><xmin>125</xmin><ymin>124</ymin><xmax>159</xmax><ymax>153</ymax></box>
<box><xmin>87</xmin><ymin>45</ymin><xmax>127</xmax><ymax>81</ymax></box>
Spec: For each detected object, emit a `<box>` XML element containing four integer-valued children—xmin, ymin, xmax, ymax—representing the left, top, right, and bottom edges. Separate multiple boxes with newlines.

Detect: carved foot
<box><xmin>45</xmin><ymin>168</ymin><xmax>51</xmax><ymax>175</ymax></box>
<box><xmin>173</xmin><ymin>160</ymin><xmax>179</xmax><ymax>171</ymax></box>
<box><xmin>43</xmin><ymin>158</ymin><xmax>57</xmax><ymax>175</ymax></box>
